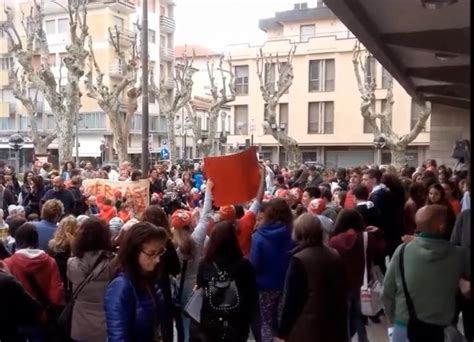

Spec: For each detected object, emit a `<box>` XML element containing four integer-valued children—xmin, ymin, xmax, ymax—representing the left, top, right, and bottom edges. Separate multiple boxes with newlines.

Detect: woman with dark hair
<box><xmin>22</xmin><ymin>175</ymin><xmax>47</xmax><ymax>217</ymax></box>
<box><xmin>181</xmin><ymin>170</ymin><xmax>194</xmax><ymax>193</ymax></box>
<box><xmin>61</xmin><ymin>161</ymin><xmax>75</xmax><ymax>181</ymax></box>
<box><xmin>426</xmin><ymin>183</ymin><xmax>456</xmax><ymax>238</ymax></box>
<box><xmin>196</xmin><ymin>221</ymin><xmax>258</xmax><ymax>342</ymax></box>
<box><xmin>404</xmin><ymin>182</ymin><xmax>427</xmax><ymax>235</ymax></box>
<box><xmin>141</xmin><ymin>205</ymin><xmax>181</xmax><ymax>342</ymax></box>
<box><xmin>20</xmin><ymin>171</ymin><xmax>34</xmax><ymax>202</ymax></box>
<box><xmin>249</xmin><ymin>198</ymin><xmax>295</xmax><ymax>342</ymax></box>
<box><xmin>67</xmin><ymin>217</ymin><xmax>116</xmax><ymax>341</ymax></box>
<box><xmin>441</xmin><ymin>181</ymin><xmax>461</xmax><ymax>216</ymax></box>
<box><xmin>130</xmin><ymin>170</ymin><xmax>143</xmax><ymax>181</ymax></box>
<box><xmin>328</xmin><ymin>209</ymin><xmax>384</xmax><ymax>342</ymax></box>
<box><xmin>277</xmin><ymin>214</ymin><xmax>348</xmax><ymax>342</ymax></box>
<box><xmin>104</xmin><ymin>221</ymin><xmax>169</xmax><ymax>342</ymax></box>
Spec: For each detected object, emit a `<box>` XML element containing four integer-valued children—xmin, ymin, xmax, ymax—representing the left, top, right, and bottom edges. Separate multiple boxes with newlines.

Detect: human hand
<box><xmin>401</xmin><ymin>235</ymin><xmax>415</xmax><ymax>243</ymax></box>
<box><xmin>206</xmin><ymin>179</ymin><xmax>214</xmax><ymax>191</ymax></box>
<box><xmin>459</xmin><ymin>279</ymin><xmax>471</xmax><ymax>299</ymax></box>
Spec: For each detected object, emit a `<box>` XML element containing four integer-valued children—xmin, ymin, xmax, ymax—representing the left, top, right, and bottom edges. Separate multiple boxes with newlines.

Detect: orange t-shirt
<box><xmin>448</xmin><ymin>197</ymin><xmax>461</xmax><ymax>216</ymax></box>
<box><xmin>236</xmin><ymin>210</ymin><xmax>257</xmax><ymax>257</ymax></box>
<box><xmin>344</xmin><ymin>190</ymin><xmax>355</xmax><ymax>208</ymax></box>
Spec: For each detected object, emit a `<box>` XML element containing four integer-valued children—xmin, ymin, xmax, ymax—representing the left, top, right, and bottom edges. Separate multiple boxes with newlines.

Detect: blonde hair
<box><xmin>48</xmin><ymin>215</ymin><xmax>78</xmax><ymax>252</ymax></box>
<box><xmin>172</xmin><ymin>227</ymin><xmax>196</xmax><ymax>259</ymax></box>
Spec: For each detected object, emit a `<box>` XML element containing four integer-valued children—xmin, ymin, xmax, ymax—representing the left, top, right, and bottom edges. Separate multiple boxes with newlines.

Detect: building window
<box><xmin>0</xmin><ymin>57</ymin><xmax>13</xmax><ymax>70</ymax></box>
<box><xmin>300</xmin><ymin>24</ymin><xmax>315</xmax><ymax>42</ymax></box>
<box><xmin>309</xmin><ymin>59</ymin><xmax>335</xmax><ymax>92</ymax></box>
<box><xmin>411</xmin><ymin>100</ymin><xmax>427</xmax><ymax>131</ymax></box>
<box><xmin>148</xmin><ymin>29</ymin><xmax>156</xmax><ymax>44</ymax></box>
<box><xmin>58</xmin><ymin>18</ymin><xmax>68</xmax><ymax>34</ymax></box>
<box><xmin>265</xmin><ymin>63</ymin><xmax>276</xmax><ymax>93</ymax></box>
<box><xmin>48</xmin><ymin>54</ymin><xmax>56</xmax><ymax>67</ymax></box>
<box><xmin>308</xmin><ymin>101</ymin><xmax>334</xmax><ymax>134</ymax></box>
<box><xmin>45</xmin><ymin>20</ymin><xmax>55</xmax><ymax>34</ymax></box>
<box><xmin>0</xmin><ymin>118</ymin><xmax>10</xmax><ymax>130</ymax></box>
<box><xmin>78</xmin><ymin>112</ymin><xmax>105</xmax><ymax>129</ymax></box>
<box><xmin>234</xmin><ymin>105</ymin><xmax>248</xmax><ymax>135</ymax></box>
<box><xmin>279</xmin><ymin>103</ymin><xmax>289</xmax><ymax>133</ymax></box>
<box><xmin>381</xmin><ymin>67</ymin><xmax>390</xmax><ymax>89</ymax></box>
<box><xmin>234</xmin><ymin>65</ymin><xmax>249</xmax><ymax>95</ymax></box>
<box><xmin>316</xmin><ymin>0</ymin><xmax>326</xmax><ymax>7</ymax></box>
<box><xmin>131</xmin><ymin>114</ymin><xmax>142</xmax><ymax>131</ymax></box>
<box><xmin>365</xmin><ymin>56</ymin><xmax>376</xmax><ymax>85</ymax></box>
<box><xmin>113</xmin><ymin>16</ymin><xmax>124</xmax><ymax>30</ymax></box>
<box><xmin>151</xmin><ymin>116</ymin><xmax>159</xmax><ymax>131</ymax></box>
<box><xmin>19</xmin><ymin>116</ymin><xmax>29</xmax><ymax>131</ymax></box>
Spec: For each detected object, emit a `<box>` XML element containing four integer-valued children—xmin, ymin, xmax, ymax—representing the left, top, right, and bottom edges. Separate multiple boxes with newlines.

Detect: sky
<box><xmin>174</xmin><ymin>0</ymin><xmax>319</xmax><ymax>52</ymax></box>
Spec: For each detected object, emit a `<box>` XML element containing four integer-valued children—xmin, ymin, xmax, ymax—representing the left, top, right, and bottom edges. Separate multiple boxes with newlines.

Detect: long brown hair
<box><xmin>204</xmin><ymin>221</ymin><xmax>242</xmax><ymax>265</ymax></box>
<box><xmin>172</xmin><ymin>227</ymin><xmax>196</xmax><ymax>259</ymax></box>
<box><xmin>263</xmin><ymin>198</ymin><xmax>293</xmax><ymax>230</ymax></box>
<box><xmin>117</xmin><ymin>221</ymin><xmax>168</xmax><ymax>286</ymax></box>
<box><xmin>141</xmin><ymin>206</ymin><xmax>171</xmax><ymax>233</ymax></box>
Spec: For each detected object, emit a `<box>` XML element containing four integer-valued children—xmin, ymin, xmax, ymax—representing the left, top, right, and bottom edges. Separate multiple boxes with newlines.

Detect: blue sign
<box><xmin>160</xmin><ymin>147</ymin><xmax>170</xmax><ymax>160</ymax></box>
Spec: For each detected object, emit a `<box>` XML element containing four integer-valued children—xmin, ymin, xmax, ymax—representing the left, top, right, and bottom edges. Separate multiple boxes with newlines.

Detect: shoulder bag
<box><xmin>399</xmin><ymin>243</ymin><xmax>466</xmax><ymax>342</ymax></box>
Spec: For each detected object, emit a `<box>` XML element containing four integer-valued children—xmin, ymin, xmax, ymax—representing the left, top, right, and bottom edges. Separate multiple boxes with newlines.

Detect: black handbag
<box><xmin>399</xmin><ymin>243</ymin><xmax>445</xmax><ymax>342</ymax></box>
<box><xmin>56</xmin><ymin>253</ymin><xmax>106</xmax><ymax>337</ymax></box>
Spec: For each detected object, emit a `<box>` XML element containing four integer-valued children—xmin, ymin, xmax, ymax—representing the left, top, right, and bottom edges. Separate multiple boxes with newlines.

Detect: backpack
<box><xmin>201</xmin><ymin>262</ymin><xmax>241</xmax><ymax>339</ymax></box>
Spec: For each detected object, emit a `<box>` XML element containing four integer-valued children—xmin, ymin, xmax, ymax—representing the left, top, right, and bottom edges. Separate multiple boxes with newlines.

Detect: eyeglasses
<box><xmin>141</xmin><ymin>248</ymin><xmax>166</xmax><ymax>259</ymax></box>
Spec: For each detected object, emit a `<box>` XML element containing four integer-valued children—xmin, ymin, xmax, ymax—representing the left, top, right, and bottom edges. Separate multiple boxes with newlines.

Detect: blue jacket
<box><xmin>193</xmin><ymin>172</ymin><xmax>203</xmax><ymax>190</ymax></box>
<box><xmin>104</xmin><ymin>272</ymin><xmax>164</xmax><ymax>342</ymax></box>
<box><xmin>250</xmin><ymin>222</ymin><xmax>294</xmax><ymax>291</ymax></box>
<box><xmin>33</xmin><ymin>219</ymin><xmax>57</xmax><ymax>251</ymax></box>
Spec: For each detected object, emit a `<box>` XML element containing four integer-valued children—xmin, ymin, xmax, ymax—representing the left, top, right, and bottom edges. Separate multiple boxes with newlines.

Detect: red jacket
<box><xmin>5</xmin><ymin>249</ymin><xmax>64</xmax><ymax>311</ymax></box>
<box><xmin>328</xmin><ymin>229</ymin><xmax>384</xmax><ymax>290</ymax></box>
<box><xmin>99</xmin><ymin>204</ymin><xmax>116</xmax><ymax>224</ymax></box>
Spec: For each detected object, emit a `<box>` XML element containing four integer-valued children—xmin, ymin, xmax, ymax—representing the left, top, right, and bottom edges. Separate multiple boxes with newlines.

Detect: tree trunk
<box><xmin>108</xmin><ymin>114</ymin><xmax>129</xmax><ymax>164</ymax></box>
<box><xmin>57</xmin><ymin>121</ymin><xmax>74</xmax><ymax>162</ymax></box>
<box><xmin>33</xmin><ymin>138</ymin><xmax>49</xmax><ymax>155</ymax></box>
<box><xmin>166</xmin><ymin>111</ymin><xmax>177</xmax><ymax>164</ymax></box>
<box><xmin>389</xmin><ymin>145</ymin><xmax>407</xmax><ymax>170</ymax></box>
<box><xmin>207</xmin><ymin>110</ymin><xmax>218</xmax><ymax>155</ymax></box>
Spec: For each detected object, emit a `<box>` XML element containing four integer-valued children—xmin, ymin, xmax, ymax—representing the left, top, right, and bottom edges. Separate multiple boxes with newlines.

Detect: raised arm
<box><xmin>191</xmin><ymin>180</ymin><xmax>214</xmax><ymax>247</ymax></box>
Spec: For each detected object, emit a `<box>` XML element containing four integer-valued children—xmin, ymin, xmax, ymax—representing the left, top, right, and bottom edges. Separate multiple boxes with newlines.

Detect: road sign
<box><xmin>160</xmin><ymin>147</ymin><xmax>170</xmax><ymax>160</ymax></box>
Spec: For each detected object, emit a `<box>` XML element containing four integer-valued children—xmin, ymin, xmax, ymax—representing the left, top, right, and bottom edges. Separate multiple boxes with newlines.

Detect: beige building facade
<box><xmin>224</xmin><ymin>4</ymin><xmax>430</xmax><ymax>168</ymax></box>
<box><xmin>0</xmin><ymin>0</ymin><xmax>175</xmax><ymax>169</ymax></box>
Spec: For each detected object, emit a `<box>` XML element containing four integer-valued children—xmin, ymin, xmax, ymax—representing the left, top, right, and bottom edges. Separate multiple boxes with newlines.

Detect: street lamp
<box><xmin>9</xmin><ymin>133</ymin><xmax>25</xmax><ymax>172</ymax></box>
<box><xmin>373</xmin><ymin>136</ymin><xmax>386</xmax><ymax>166</ymax></box>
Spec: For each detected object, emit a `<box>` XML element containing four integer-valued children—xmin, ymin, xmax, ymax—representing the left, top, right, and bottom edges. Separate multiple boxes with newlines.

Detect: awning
<box><xmin>323</xmin><ymin>0</ymin><xmax>470</xmax><ymax>109</ymax></box>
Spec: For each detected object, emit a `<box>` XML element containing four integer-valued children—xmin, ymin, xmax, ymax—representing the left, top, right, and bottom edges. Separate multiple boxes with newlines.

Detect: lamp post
<box><xmin>141</xmin><ymin>0</ymin><xmax>149</xmax><ymax>176</ymax></box>
<box><xmin>9</xmin><ymin>133</ymin><xmax>25</xmax><ymax>173</ymax></box>
<box><xmin>373</xmin><ymin>136</ymin><xmax>386</xmax><ymax>166</ymax></box>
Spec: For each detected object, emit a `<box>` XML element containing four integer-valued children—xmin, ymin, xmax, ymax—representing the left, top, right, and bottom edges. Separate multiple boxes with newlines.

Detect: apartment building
<box><xmin>224</xmin><ymin>2</ymin><xmax>430</xmax><ymax>168</ymax></box>
<box><xmin>0</xmin><ymin>0</ymin><xmax>175</xmax><ymax>169</ymax></box>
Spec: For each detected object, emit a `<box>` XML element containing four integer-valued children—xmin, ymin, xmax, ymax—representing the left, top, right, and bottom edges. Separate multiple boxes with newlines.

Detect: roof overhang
<box><xmin>323</xmin><ymin>0</ymin><xmax>470</xmax><ymax>109</ymax></box>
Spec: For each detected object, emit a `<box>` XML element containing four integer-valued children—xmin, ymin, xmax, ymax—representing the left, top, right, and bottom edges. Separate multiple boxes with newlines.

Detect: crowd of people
<box><xmin>0</xmin><ymin>157</ymin><xmax>471</xmax><ymax>342</ymax></box>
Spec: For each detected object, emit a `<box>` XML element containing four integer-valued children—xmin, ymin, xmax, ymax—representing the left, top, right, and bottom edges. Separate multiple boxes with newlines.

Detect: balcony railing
<box><xmin>89</xmin><ymin>0</ymin><xmax>135</xmax><ymax>11</ymax></box>
<box><xmin>160</xmin><ymin>47</ymin><xmax>175</xmax><ymax>61</ymax></box>
<box><xmin>109</xmin><ymin>28</ymin><xmax>136</xmax><ymax>45</ymax></box>
<box><xmin>266</xmin><ymin>30</ymin><xmax>355</xmax><ymax>43</ymax></box>
<box><xmin>109</xmin><ymin>64</ymin><xmax>125</xmax><ymax>78</ymax></box>
<box><xmin>160</xmin><ymin>16</ymin><xmax>175</xmax><ymax>33</ymax></box>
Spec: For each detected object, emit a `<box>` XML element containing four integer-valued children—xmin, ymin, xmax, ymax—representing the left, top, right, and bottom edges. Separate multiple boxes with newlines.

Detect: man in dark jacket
<box><xmin>353</xmin><ymin>184</ymin><xmax>383</xmax><ymax>229</ymax></box>
<box><xmin>68</xmin><ymin>176</ymin><xmax>87</xmax><ymax>216</ymax></box>
<box><xmin>305</xmin><ymin>166</ymin><xmax>323</xmax><ymax>188</ymax></box>
<box><xmin>0</xmin><ymin>182</ymin><xmax>17</xmax><ymax>219</ymax></box>
<box><xmin>41</xmin><ymin>176</ymin><xmax>74</xmax><ymax>215</ymax></box>
<box><xmin>0</xmin><ymin>260</ymin><xmax>41</xmax><ymax>341</ymax></box>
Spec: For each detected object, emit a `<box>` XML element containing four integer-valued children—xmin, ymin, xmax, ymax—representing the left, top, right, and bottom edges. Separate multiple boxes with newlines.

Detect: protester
<box><xmin>383</xmin><ymin>205</ymin><xmax>464</xmax><ymax>342</ymax></box>
<box><xmin>33</xmin><ymin>199</ymin><xmax>63</xmax><ymax>251</ymax></box>
<box><xmin>41</xmin><ymin>176</ymin><xmax>74</xmax><ymax>215</ymax></box>
<box><xmin>68</xmin><ymin>217</ymin><xmax>116</xmax><ymax>341</ymax></box>
<box><xmin>104</xmin><ymin>222</ymin><xmax>168</xmax><ymax>342</ymax></box>
<box><xmin>277</xmin><ymin>214</ymin><xmax>348</xmax><ymax>342</ymax></box>
<box><xmin>344</xmin><ymin>167</ymin><xmax>363</xmax><ymax>209</ymax></box>
<box><xmin>197</xmin><ymin>221</ymin><xmax>258</xmax><ymax>342</ymax></box>
<box><xmin>250</xmin><ymin>198</ymin><xmax>294</xmax><ymax>342</ymax></box>
<box><xmin>404</xmin><ymin>182</ymin><xmax>427</xmax><ymax>235</ymax></box>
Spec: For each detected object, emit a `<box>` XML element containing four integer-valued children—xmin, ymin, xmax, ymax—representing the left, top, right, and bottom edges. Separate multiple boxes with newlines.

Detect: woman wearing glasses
<box><xmin>104</xmin><ymin>221</ymin><xmax>169</xmax><ymax>342</ymax></box>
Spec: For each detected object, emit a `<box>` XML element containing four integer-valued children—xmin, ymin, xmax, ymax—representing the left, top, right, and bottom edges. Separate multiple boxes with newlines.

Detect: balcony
<box><xmin>160</xmin><ymin>16</ymin><xmax>175</xmax><ymax>34</ymax></box>
<box><xmin>109</xmin><ymin>27</ymin><xmax>136</xmax><ymax>46</ymax></box>
<box><xmin>109</xmin><ymin>64</ymin><xmax>125</xmax><ymax>78</ymax></box>
<box><xmin>89</xmin><ymin>0</ymin><xmax>135</xmax><ymax>13</ymax></box>
<box><xmin>161</xmin><ymin>77</ymin><xmax>174</xmax><ymax>89</ymax></box>
<box><xmin>160</xmin><ymin>46</ymin><xmax>175</xmax><ymax>61</ymax></box>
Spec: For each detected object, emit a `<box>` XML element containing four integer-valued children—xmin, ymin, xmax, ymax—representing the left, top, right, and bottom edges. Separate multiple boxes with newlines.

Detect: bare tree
<box><xmin>1</xmin><ymin>1</ymin><xmax>85</xmax><ymax>161</ymax></box>
<box><xmin>256</xmin><ymin>45</ymin><xmax>301</xmax><ymax>169</ymax></box>
<box><xmin>85</xmin><ymin>25</ymin><xmax>141</xmax><ymax>164</ymax></box>
<box><xmin>206</xmin><ymin>55</ymin><xmax>236</xmax><ymax>156</ymax></box>
<box><xmin>185</xmin><ymin>100</ymin><xmax>205</xmax><ymax>156</ymax></box>
<box><xmin>352</xmin><ymin>41</ymin><xmax>431</xmax><ymax>169</ymax></box>
<box><xmin>150</xmin><ymin>50</ymin><xmax>195</xmax><ymax>164</ymax></box>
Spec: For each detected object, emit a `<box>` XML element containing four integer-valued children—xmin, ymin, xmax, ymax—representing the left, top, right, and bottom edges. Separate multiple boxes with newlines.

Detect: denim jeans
<box><xmin>347</xmin><ymin>288</ymin><xmax>369</xmax><ymax>342</ymax></box>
